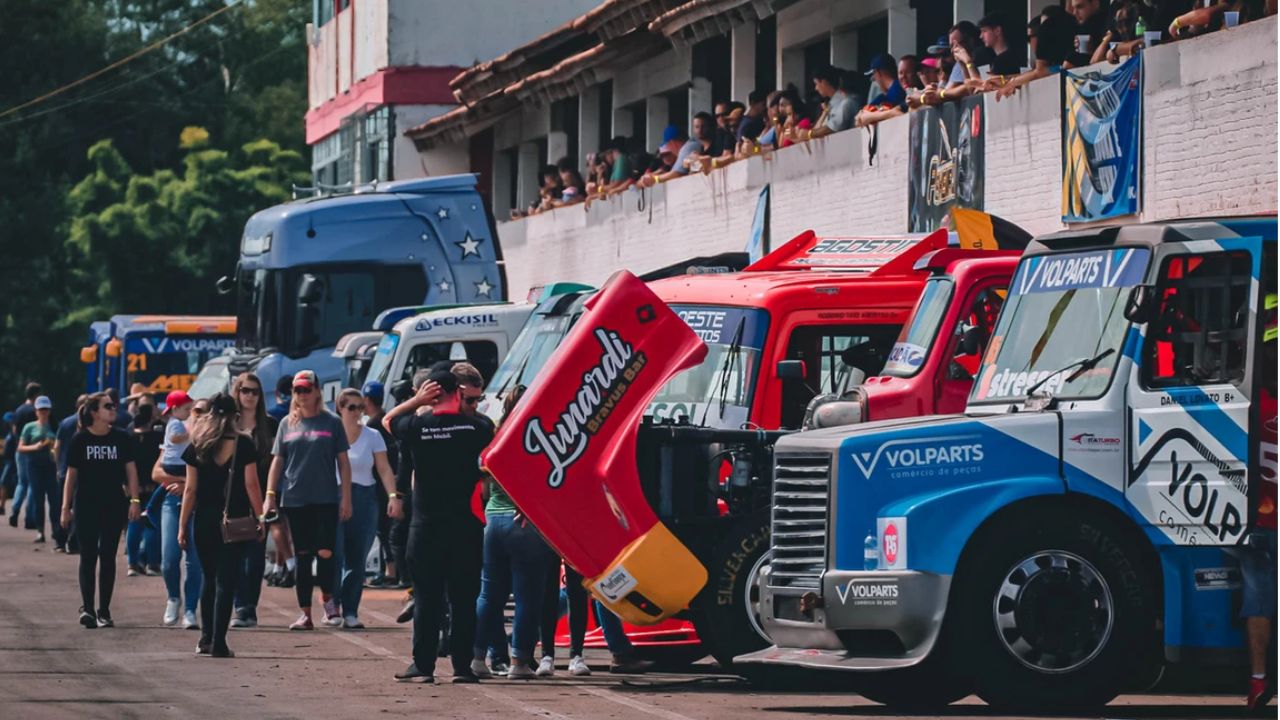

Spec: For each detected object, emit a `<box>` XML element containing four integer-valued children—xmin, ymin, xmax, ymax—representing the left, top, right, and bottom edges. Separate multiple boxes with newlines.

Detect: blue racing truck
<box><xmin>738</xmin><ymin>218</ymin><xmax>1277</xmax><ymax>710</ymax></box>
<box><xmin>215</xmin><ymin>174</ymin><xmax>505</xmax><ymax>402</ymax></box>
<box><xmin>82</xmin><ymin>315</ymin><xmax>237</xmax><ymax>403</ymax></box>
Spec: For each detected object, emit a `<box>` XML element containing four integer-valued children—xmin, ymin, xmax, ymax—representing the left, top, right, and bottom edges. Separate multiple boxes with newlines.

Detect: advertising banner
<box><xmin>1062</xmin><ymin>55</ymin><xmax>1142</xmax><ymax>223</ymax></box>
<box><xmin>481</xmin><ymin>271</ymin><xmax>709</xmax><ymax>624</ymax></box>
<box><xmin>908</xmin><ymin>95</ymin><xmax>985</xmax><ymax>232</ymax></box>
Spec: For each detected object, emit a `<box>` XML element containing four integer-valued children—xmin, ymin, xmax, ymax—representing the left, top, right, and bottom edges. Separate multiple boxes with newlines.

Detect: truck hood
<box><xmin>481</xmin><ymin>271</ymin><xmax>709</xmax><ymax>625</ymax></box>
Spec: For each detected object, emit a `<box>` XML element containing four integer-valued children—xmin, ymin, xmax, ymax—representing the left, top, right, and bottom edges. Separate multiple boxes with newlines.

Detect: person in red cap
<box><xmin>263</xmin><ymin>369</ymin><xmax>353</xmax><ymax>631</ymax></box>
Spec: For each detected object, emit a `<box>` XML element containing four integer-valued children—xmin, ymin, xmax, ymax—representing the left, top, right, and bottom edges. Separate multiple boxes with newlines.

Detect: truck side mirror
<box><xmin>298</xmin><ymin>273</ymin><xmax>324</xmax><ymax>305</ymax></box>
<box><xmin>295</xmin><ymin>305</ymin><xmax>321</xmax><ymax>350</ymax></box>
<box><xmin>776</xmin><ymin>359</ymin><xmax>806</xmax><ymax>380</ymax></box>
<box><xmin>215</xmin><ymin>275</ymin><xmax>235</xmax><ymax>295</ymax></box>
<box><xmin>1124</xmin><ymin>284</ymin><xmax>1157</xmax><ymax>324</ymax></box>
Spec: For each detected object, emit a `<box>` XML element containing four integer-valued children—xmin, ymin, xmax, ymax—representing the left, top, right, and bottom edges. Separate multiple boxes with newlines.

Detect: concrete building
<box><xmin>305</xmin><ymin>0</ymin><xmax>598</xmax><ymax>188</ymax></box>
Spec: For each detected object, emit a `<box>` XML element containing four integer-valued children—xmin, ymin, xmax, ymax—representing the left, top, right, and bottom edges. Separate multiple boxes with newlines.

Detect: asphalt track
<box><xmin>0</xmin><ymin>520</ymin><xmax>1267</xmax><ymax>719</ymax></box>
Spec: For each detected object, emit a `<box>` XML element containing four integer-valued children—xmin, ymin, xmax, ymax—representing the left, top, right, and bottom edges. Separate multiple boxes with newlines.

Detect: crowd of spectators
<box><xmin>510</xmin><ymin>0</ymin><xmax>1274</xmax><ymax>219</ymax></box>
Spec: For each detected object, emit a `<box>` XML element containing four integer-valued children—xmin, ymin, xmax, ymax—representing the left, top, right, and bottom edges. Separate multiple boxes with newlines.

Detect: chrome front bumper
<box><xmin>735</xmin><ymin>565</ymin><xmax>951</xmax><ymax>671</ymax></box>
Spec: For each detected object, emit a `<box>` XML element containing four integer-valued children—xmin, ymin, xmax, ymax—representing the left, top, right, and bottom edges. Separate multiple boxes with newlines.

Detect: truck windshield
<box><xmin>235</xmin><ymin>264</ymin><xmax>427</xmax><ymax>357</ymax></box>
<box><xmin>365</xmin><ymin>333</ymin><xmax>400</xmax><ymax>388</ymax></box>
<box><xmin>883</xmin><ymin>277</ymin><xmax>954</xmax><ymax>378</ymax></box>
<box><xmin>648</xmin><ymin>306</ymin><xmax>769</xmax><ymax>429</ymax></box>
<box><xmin>487</xmin><ymin>313</ymin><xmax>574</xmax><ymax>399</ymax></box>
<box><xmin>973</xmin><ymin>247</ymin><xmax>1150</xmax><ymax>403</ymax></box>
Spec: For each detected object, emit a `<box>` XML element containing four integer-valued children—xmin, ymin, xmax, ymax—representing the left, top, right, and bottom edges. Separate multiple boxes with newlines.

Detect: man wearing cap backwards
<box><xmin>17</xmin><ymin>395</ymin><xmax>60</xmax><ymax>544</ymax></box>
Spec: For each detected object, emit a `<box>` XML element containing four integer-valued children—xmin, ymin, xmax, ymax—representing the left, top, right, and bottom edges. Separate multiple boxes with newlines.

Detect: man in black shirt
<box><xmin>979</xmin><ymin>14</ymin><xmax>1025</xmax><ymax>76</ymax></box>
<box><xmin>390</xmin><ymin>365</ymin><xmax>493</xmax><ymax>683</ymax></box>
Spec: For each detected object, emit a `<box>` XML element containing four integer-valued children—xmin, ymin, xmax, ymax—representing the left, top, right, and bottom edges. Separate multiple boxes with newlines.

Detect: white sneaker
<box><xmin>568</xmin><ymin>655</ymin><xmax>591</xmax><ymax>677</ymax></box>
<box><xmin>469</xmin><ymin>659</ymin><xmax>494</xmax><ymax>679</ymax></box>
<box><xmin>322</xmin><ymin>598</ymin><xmax>343</xmax><ymax>626</ymax></box>
<box><xmin>507</xmin><ymin>662</ymin><xmax>537</xmax><ymax>680</ymax></box>
<box><xmin>536</xmin><ymin>656</ymin><xmax>555</xmax><ymax>677</ymax></box>
<box><xmin>342</xmin><ymin>615</ymin><xmax>364</xmax><ymax>629</ymax></box>
<box><xmin>163</xmin><ymin>599</ymin><xmax>180</xmax><ymax>626</ymax></box>
<box><xmin>182</xmin><ymin>610</ymin><xmax>199</xmax><ymax>630</ymax></box>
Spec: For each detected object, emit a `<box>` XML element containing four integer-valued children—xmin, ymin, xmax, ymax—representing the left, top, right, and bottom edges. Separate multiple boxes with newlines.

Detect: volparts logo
<box><xmin>850</xmin><ymin>434</ymin><xmax>984</xmax><ymax>479</ymax></box>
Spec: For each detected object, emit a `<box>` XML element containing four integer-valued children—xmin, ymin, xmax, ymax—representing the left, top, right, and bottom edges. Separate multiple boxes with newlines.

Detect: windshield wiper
<box><xmin>697</xmin><ymin>316</ymin><xmax>745</xmax><ymax>427</ymax></box>
<box><xmin>1024</xmin><ymin>348</ymin><xmax>1117</xmax><ymax>399</ymax></box>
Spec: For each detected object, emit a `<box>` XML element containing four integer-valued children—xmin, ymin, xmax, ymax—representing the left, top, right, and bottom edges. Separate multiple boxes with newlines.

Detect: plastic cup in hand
<box><xmin>1144</xmin><ymin>31</ymin><xmax>1161</xmax><ymax>46</ymax></box>
<box><xmin>1076</xmin><ymin>34</ymin><xmax>1090</xmax><ymax>53</ymax></box>
<box><xmin>978</xmin><ymin>65</ymin><xmax>990</xmax><ymax>79</ymax></box>
<box><xmin>1224</xmin><ymin>11</ymin><xmax>1240</xmax><ymax>27</ymax></box>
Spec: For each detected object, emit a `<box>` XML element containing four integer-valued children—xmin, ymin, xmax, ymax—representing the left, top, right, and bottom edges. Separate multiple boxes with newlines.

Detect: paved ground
<box><xmin>0</xmin><ymin>520</ymin><xmax>1266</xmax><ymax>720</ymax></box>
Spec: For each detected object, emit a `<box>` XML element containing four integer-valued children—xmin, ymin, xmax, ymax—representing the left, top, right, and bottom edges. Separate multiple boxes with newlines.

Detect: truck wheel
<box><xmin>951</xmin><ymin>511</ymin><xmax>1155</xmax><ymax>710</ymax></box>
<box><xmin>693</xmin><ymin>514</ymin><xmax>771</xmax><ymax>668</ymax></box>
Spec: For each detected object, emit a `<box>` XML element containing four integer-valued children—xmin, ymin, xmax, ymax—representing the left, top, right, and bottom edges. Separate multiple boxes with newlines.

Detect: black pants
<box><xmin>75</xmin><ymin>498</ymin><xmax>125</xmax><ymax>613</ymax></box>
<box><xmin>541</xmin><ymin>562</ymin><xmax>588</xmax><ymax>658</ymax></box>
<box><xmin>283</xmin><ymin>504</ymin><xmax>338</xmax><ymax>609</ymax></box>
<box><xmin>195</xmin><ymin>509</ymin><xmax>248</xmax><ymax>652</ymax></box>
<box><xmin>408</xmin><ymin>518</ymin><xmax>482</xmax><ymax>674</ymax></box>
<box><xmin>390</xmin><ymin>490</ymin><xmax>411</xmax><ymax>581</ymax></box>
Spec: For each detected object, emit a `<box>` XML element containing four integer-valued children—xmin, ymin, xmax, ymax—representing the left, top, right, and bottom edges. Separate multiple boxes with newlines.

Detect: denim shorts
<box><xmin>1238</xmin><ymin>529</ymin><xmax>1276</xmax><ymax>619</ymax></box>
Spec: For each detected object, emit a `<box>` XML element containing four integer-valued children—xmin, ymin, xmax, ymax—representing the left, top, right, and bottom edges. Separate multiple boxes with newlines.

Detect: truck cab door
<box><xmin>1126</xmin><ymin>240</ymin><xmax>1262</xmax><ymax>546</ymax></box>
<box><xmin>935</xmin><ymin>282</ymin><xmax>1007</xmax><ymax>413</ymax></box>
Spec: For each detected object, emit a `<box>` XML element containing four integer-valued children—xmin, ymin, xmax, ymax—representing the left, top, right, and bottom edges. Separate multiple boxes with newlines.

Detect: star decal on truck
<box><xmin>475</xmin><ymin>279</ymin><xmax>494</xmax><ymax>298</ymax></box>
<box><xmin>456</xmin><ymin>232</ymin><xmax>482</xmax><ymax>258</ymax></box>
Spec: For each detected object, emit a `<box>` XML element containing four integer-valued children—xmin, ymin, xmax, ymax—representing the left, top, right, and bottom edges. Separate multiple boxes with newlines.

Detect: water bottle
<box><xmin>1135</xmin><ymin>17</ymin><xmax>1147</xmax><ymax>42</ymax></box>
<box><xmin>863</xmin><ymin>531</ymin><xmax>879</xmax><ymax>571</ymax></box>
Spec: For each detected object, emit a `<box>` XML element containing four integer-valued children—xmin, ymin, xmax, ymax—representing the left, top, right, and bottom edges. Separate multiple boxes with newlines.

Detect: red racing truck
<box><xmin>486</xmin><ymin>217</ymin><xmax>1026</xmax><ymax>667</ymax></box>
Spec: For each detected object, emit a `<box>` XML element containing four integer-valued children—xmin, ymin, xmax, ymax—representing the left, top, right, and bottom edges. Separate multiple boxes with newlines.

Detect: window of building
<box><xmin>314</xmin><ymin>0</ymin><xmax>334</xmax><ymax>27</ymax></box>
<box><xmin>664</xmin><ymin>87</ymin><xmax>689</xmax><ymax>136</ymax></box>
<box><xmin>357</xmin><ymin>106</ymin><xmax>392</xmax><ymax>184</ymax></box>
<box><xmin>755</xmin><ymin>16</ymin><xmax>777</xmax><ymax>95</ymax></box>
<box><xmin>598</xmin><ymin>80</ymin><xmax>614</xmax><ymax>141</ymax></box>
<box><xmin>311</xmin><ymin>131</ymin><xmax>344</xmax><ymax>189</ymax></box>
<box><xmin>693</xmin><ymin>34</ymin><xmax>732</xmax><ymax>108</ymax></box>
<box><xmin>551</xmin><ymin>97</ymin><xmax>580</xmax><ymax>166</ymax></box>
<box><xmin>1142</xmin><ymin>252</ymin><xmax>1252</xmax><ymax>388</ymax></box>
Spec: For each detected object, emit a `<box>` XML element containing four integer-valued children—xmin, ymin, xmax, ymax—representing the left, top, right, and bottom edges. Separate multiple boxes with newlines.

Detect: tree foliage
<box><xmin>0</xmin><ymin>0</ymin><xmax>307</xmax><ymax>413</ymax></box>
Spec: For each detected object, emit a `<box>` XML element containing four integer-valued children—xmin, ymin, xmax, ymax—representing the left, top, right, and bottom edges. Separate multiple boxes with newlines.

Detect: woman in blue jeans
<box><xmin>230</xmin><ymin>372</ymin><xmax>279</xmax><ymax>628</ymax></box>
<box><xmin>331</xmin><ymin>388</ymin><xmax>400</xmax><ymax>628</ymax></box>
<box><xmin>152</xmin><ymin>398</ymin><xmax>209</xmax><ymax>629</ymax></box>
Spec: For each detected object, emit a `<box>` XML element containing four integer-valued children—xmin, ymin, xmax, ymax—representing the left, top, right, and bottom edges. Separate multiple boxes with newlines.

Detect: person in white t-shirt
<box><xmin>331</xmin><ymin>388</ymin><xmax>401</xmax><ymax>628</ymax></box>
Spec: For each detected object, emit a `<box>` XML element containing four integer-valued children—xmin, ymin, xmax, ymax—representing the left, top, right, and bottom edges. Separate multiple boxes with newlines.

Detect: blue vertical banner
<box><xmin>1062</xmin><ymin>55</ymin><xmax>1142</xmax><ymax>223</ymax></box>
<box><xmin>747</xmin><ymin>183</ymin><xmax>770</xmax><ymax>263</ymax></box>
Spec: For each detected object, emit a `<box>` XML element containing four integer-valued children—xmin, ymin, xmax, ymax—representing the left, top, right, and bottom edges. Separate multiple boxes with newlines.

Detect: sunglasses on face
<box><xmin>463</xmin><ymin>394</ymin><xmax>485</xmax><ymax>405</ymax></box>
<box><xmin>193</xmin><ymin>406</ymin><xmax>210</xmax><ymax>415</ymax></box>
<box><xmin>238</xmin><ymin>386</ymin><xmax>261</xmax><ymax>396</ymax></box>
<box><xmin>339</xmin><ymin>403</ymin><xmax>361</xmax><ymax>412</ymax></box>
<box><xmin>100</xmin><ymin>403</ymin><xmax>116</xmax><ymax>411</ymax></box>
<box><xmin>293</xmin><ymin>387</ymin><xmax>314</xmax><ymax>395</ymax></box>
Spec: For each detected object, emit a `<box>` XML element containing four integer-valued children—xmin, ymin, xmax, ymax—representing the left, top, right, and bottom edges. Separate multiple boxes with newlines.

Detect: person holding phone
<box><xmin>262</xmin><ymin>370</ymin><xmax>352</xmax><ymax>631</ymax></box>
<box><xmin>61</xmin><ymin>392</ymin><xmax>142</xmax><ymax>628</ymax></box>
<box><xmin>18</xmin><ymin>395</ymin><xmax>60</xmax><ymax>545</ymax></box>
<box><xmin>178</xmin><ymin>393</ymin><xmax>265</xmax><ymax>658</ymax></box>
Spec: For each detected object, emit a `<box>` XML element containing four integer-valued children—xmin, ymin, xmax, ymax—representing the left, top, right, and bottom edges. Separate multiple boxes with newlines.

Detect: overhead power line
<box><xmin>0</xmin><ymin>0</ymin><xmax>244</xmax><ymax>122</ymax></box>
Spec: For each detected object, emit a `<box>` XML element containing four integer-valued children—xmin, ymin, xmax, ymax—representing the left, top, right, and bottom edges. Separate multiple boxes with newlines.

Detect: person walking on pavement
<box><xmin>362</xmin><ymin>381</ymin><xmax>401</xmax><ymax>589</ymax></box>
<box><xmin>1</xmin><ymin>413</ymin><xmax>17</xmax><ymax>518</ymax></box>
<box><xmin>61</xmin><ymin>392</ymin><xmax>142</xmax><ymax>628</ymax></box>
<box><xmin>332</xmin><ymin>388</ymin><xmax>401</xmax><ymax>629</ymax></box>
<box><xmin>389</xmin><ymin>363</ymin><xmax>493</xmax><ymax>684</ymax></box>
<box><xmin>124</xmin><ymin>397</ymin><xmax>162</xmax><ymax>574</ymax></box>
<box><xmin>178</xmin><ymin>393</ymin><xmax>266</xmax><ymax>658</ymax></box>
<box><xmin>262</xmin><ymin>369</ymin><xmax>352</xmax><ymax>631</ymax></box>
<box><xmin>18</xmin><ymin>396</ymin><xmax>61</xmax><ymax>545</ymax></box>
<box><xmin>268</xmin><ymin>375</ymin><xmax>292</xmax><ymax>422</ymax></box>
<box><xmin>154</xmin><ymin>393</ymin><xmax>205</xmax><ymax>630</ymax></box>
<box><xmin>9</xmin><ymin>383</ymin><xmax>41</xmax><ymax>530</ymax></box>
<box><xmin>53</xmin><ymin>395</ymin><xmax>89</xmax><ymax>554</ymax></box>
<box><xmin>230</xmin><ymin>372</ymin><xmax>279</xmax><ymax>629</ymax></box>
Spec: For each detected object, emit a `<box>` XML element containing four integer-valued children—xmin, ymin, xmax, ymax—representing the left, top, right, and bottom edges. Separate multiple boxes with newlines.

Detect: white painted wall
<box><xmin>387</xmin><ymin>0</ymin><xmax>600</xmax><ymax>68</ymax></box>
<box><xmin>393</xmin><ymin>104</ymin><xmax>468</xmax><ymax>179</ymax></box>
<box><xmin>495</xmin><ymin>19</ymin><xmax>1278</xmax><ymax>299</ymax></box>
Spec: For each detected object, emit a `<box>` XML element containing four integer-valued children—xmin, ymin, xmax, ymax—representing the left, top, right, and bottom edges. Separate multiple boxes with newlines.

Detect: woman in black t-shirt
<box><xmin>178</xmin><ymin>393</ymin><xmax>265</xmax><ymax>658</ymax></box>
<box><xmin>61</xmin><ymin>392</ymin><xmax>142</xmax><ymax>629</ymax></box>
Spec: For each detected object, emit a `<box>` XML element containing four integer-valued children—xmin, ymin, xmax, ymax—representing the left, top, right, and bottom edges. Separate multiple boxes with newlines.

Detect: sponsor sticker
<box><xmin>1068</xmin><ymin>432</ymin><xmax>1122</xmax><ymax>452</ymax></box>
<box><xmin>851</xmin><ymin>435</ymin><xmax>984</xmax><ymax>480</ymax></box>
<box><xmin>594</xmin><ymin>565</ymin><xmax>639</xmax><ymax>602</ymax></box>
<box><xmin>836</xmin><ymin>579</ymin><xmax>900</xmax><ymax>607</ymax></box>
<box><xmin>878</xmin><ymin>517</ymin><xmax>907</xmax><ymax>570</ymax></box>
<box><xmin>1193</xmin><ymin>567</ymin><xmax>1242</xmax><ymax>591</ymax></box>
<box><xmin>138</xmin><ymin>337</ymin><xmax>236</xmax><ymax>354</ymax></box>
<box><xmin>1015</xmin><ymin>248</ymin><xmax>1149</xmax><ymax>295</ymax></box>
<box><xmin>883</xmin><ymin>342</ymin><xmax>926</xmax><ymax>375</ymax></box>
<box><xmin>414</xmin><ymin>313</ymin><xmax>499</xmax><ymax>333</ymax></box>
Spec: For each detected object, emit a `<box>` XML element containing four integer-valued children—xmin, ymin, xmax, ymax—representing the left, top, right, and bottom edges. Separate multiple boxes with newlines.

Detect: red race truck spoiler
<box><xmin>482</xmin><ymin>271</ymin><xmax>710</xmax><ymax>625</ymax></box>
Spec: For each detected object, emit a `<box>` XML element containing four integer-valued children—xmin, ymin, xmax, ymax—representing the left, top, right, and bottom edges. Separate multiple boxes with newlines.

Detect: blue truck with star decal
<box><xmin>213</xmin><ymin>174</ymin><xmax>506</xmax><ymax>404</ymax></box>
<box><xmin>738</xmin><ymin>217</ymin><xmax>1277</xmax><ymax>710</ymax></box>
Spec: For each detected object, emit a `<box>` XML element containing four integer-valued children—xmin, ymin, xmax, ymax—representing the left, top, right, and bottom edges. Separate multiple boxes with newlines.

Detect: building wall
<box><xmin>393</xmin><ymin>105</ymin><xmax>470</xmax><ymax>179</ymax></box>
<box><xmin>386</xmin><ymin>0</ymin><xmax>600</xmax><ymax>68</ymax></box>
<box><xmin>495</xmin><ymin>18</ymin><xmax>1278</xmax><ymax>299</ymax></box>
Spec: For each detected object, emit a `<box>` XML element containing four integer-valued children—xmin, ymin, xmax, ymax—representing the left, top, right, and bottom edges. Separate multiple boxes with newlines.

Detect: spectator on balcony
<box><xmin>1028</xmin><ymin>14</ymin><xmax>1042</xmax><ymax>56</ymax></box>
<box><xmin>917</xmin><ymin>56</ymin><xmax>943</xmax><ymax>87</ymax></box>
<box><xmin>996</xmin><ymin>8</ymin><xmax>1077</xmax><ymax>99</ymax></box>
<box><xmin>855</xmin><ymin>54</ymin><xmax>907</xmax><ymax>128</ymax></box>
<box><xmin>1069</xmin><ymin>0</ymin><xmax>1110</xmax><ymax>64</ymax></box>
<box><xmin>554</xmin><ymin>157</ymin><xmax>585</xmax><ymax>207</ymax></box>
<box><xmin>642</xmin><ymin>111</ymin><xmax>726</xmax><ymax>185</ymax></box>
<box><xmin>776</xmin><ymin>86</ymin><xmax>815</xmax><ymax>147</ymax></box>
<box><xmin>1167</xmin><ymin>0</ymin><xmax>1271</xmax><ymax>39</ymax></box>
<box><xmin>803</xmin><ymin>65</ymin><xmax>855</xmax><ymax>141</ymax></box>
<box><xmin>598</xmin><ymin>137</ymin><xmax>633</xmax><ymax>196</ymax></box>
<box><xmin>737</xmin><ymin>90</ymin><xmax>769</xmax><ymax>143</ymax></box>
<box><xmin>745</xmin><ymin>90</ymin><xmax>784</xmax><ymax>155</ymax></box>
<box><xmin>1094</xmin><ymin>0</ymin><xmax>1147</xmax><ymax>63</ymax></box>
<box><xmin>979</xmin><ymin>14</ymin><xmax>1023</xmax><ymax>76</ymax></box>
<box><xmin>935</xmin><ymin>21</ymin><xmax>986</xmax><ymax>101</ymax></box>
<box><xmin>897</xmin><ymin>55</ymin><xmax>924</xmax><ymax>91</ymax></box>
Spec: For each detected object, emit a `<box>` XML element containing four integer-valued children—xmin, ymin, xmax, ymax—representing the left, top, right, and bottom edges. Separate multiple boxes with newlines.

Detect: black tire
<box><xmin>692</xmin><ymin>513</ymin><xmax>771</xmax><ymax>668</ymax></box>
<box><xmin>950</xmin><ymin>508</ymin><xmax>1157</xmax><ymax>711</ymax></box>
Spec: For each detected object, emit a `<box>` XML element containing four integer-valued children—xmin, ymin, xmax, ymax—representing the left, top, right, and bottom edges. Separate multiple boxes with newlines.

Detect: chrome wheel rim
<box><xmin>744</xmin><ymin>551</ymin><xmax>771</xmax><ymax>643</ymax></box>
<box><xmin>992</xmin><ymin>549</ymin><xmax>1113</xmax><ymax>674</ymax></box>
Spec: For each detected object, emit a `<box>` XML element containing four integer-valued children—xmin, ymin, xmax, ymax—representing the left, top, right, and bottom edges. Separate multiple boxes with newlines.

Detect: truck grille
<box><xmin>769</xmin><ymin>453</ymin><xmax>831</xmax><ymax>590</ymax></box>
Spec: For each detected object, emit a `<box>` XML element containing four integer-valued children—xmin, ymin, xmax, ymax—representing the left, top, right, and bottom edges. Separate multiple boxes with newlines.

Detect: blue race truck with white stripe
<box><xmin>738</xmin><ymin>218</ymin><xmax>1277</xmax><ymax>710</ymax></box>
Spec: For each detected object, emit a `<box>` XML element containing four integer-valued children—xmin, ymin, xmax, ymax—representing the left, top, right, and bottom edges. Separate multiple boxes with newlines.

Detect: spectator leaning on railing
<box><xmin>801</xmin><ymin>65</ymin><xmax>856</xmax><ymax>141</ymax></box>
<box><xmin>855</xmin><ymin>54</ymin><xmax>908</xmax><ymax>128</ymax></box>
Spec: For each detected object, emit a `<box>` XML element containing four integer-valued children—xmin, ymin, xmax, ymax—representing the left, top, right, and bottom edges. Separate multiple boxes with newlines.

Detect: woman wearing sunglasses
<box><xmin>60</xmin><ymin>392</ymin><xmax>142</xmax><ymax>628</ymax></box>
<box><xmin>229</xmin><ymin>372</ymin><xmax>281</xmax><ymax>628</ymax></box>
<box><xmin>263</xmin><ymin>370</ymin><xmax>352</xmax><ymax>630</ymax></box>
<box><xmin>333</xmin><ymin>388</ymin><xmax>402</xmax><ymax>628</ymax></box>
